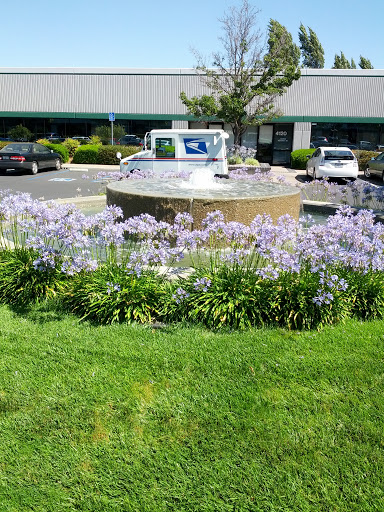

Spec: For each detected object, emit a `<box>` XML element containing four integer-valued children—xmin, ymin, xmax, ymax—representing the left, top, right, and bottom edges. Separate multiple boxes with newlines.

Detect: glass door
<box><xmin>272</xmin><ymin>124</ymin><xmax>293</xmax><ymax>165</ymax></box>
<box><xmin>257</xmin><ymin>125</ymin><xmax>273</xmax><ymax>164</ymax></box>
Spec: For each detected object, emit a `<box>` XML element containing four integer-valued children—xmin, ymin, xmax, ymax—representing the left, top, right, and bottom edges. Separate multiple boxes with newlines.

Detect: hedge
<box><xmin>290</xmin><ymin>148</ymin><xmax>315</xmax><ymax>170</ymax></box>
<box><xmin>72</xmin><ymin>145</ymin><xmax>99</xmax><ymax>164</ymax></box>
<box><xmin>353</xmin><ymin>150</ymin><xmax>380</xmax><ymax>171</ymax></box>
<box><xmin>97</xmin><ymin>145</ymin><xmax>141</xmax><ymax>165</ymax></box>
<box><xmin>44</xmin><ymin>143</ymin><xmax>70</xmax><ymax>163</ymax></box>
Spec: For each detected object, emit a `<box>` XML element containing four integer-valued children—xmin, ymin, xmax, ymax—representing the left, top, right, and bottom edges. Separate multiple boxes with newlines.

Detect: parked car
<box><xmin>306</xmin><ymin>146</ymin><xmax>358</xmax><ymax>181</ymax></box>
<box><xmin>44</xmin><ymin>132</ymin><xmax>61</xmax><ymax>139</ymax></box>
<box><xmin>364</xmin><ymin>152</ymin><xmax>384</xmax><ymax>181</ymax></box>
<box><xmin>72</xmin><ymin>136</ymin><xmax>91</xmax><ymax>143</ymax></box>
<box><xmin>47</xmin><ymin>136</ymin><xmax>65</xmax><ymax>143</ymax></box>
<box><xmin>117</xmin><ymin>135</ymin><xmax>143</xmax><ymax>146</ymax></box>
<box><xmin>310</xmin><ymin>140</ymin><xmax>331</xmax><ymax>148</ymax></box>
<box><xmin>311</xmin><ymin>136</ymin><xmax>328</xmax><ymax>143</ymax></box>
<box><xmin>337</xmin><ymin>143</ymin><xmax>357</xmax><ymax>150</ymax></box>
<box><xmin>358</xmin><ymin>140</ymin><xmax>375</xmax><ymax>151</ymax></box>
<box><xmin>0</xmin><ymin>142</ymin><xmax>62</xmax><ymax>175</ymax></box>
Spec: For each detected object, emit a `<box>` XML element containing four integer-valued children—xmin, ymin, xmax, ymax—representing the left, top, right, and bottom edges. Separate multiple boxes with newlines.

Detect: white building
<box><xmin>0</xmin><ymin>67</ymin><xmax>383</xmax><ymax>165</ymax></box>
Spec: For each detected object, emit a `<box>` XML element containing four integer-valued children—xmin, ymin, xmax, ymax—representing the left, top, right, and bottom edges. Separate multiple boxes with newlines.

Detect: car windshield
<box><xmin>1</xmin><ymin>144</ymin><xmax>30</xmax><ymax>152</ymax></box>
<box><xmin>324</xmin><ymin>150</ymin><xmax>354</xmax><ymax>160</ymax></box>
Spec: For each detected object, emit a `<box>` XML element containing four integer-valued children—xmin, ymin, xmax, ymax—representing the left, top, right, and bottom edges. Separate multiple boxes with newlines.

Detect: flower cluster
<box><xmin>227</xmin><ymin>145</ymin><xmax>257</xmax><ymax>160</ymax></box>
<box><xmin>172</xmin><ymin>287</ymin><xmax>190</xmax><ymax>304</ymax></box>
<box><xmin>301</xmin><ymin>178</ymin><xmax>384</xmax><ymax>211</ymax></box>
<box><xmin>1</xmin><ymin>191</ymin><xmax>384</xmax><ymax>312</ymax></box>
<box><xmin>193</xmin><ymin>277</ymin><xmax>212</xmax><ymax>292</ymax></box>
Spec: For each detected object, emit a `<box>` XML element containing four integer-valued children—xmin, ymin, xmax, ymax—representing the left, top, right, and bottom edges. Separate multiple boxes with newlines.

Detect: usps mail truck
<box><xmin>116</xmin><ymin>129</ymin><xmax>229</xmax><ymax>175</ymax></box>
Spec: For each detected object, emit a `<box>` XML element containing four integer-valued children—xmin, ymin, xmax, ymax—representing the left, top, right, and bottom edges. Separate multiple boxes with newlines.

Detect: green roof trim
<box><xmin>0</xmin><ymin>112</ymin><xmax>383</xmax><ymax>124</ymax></box>
<box><xmin>278</xmin><ymin>115</ymin><xmax>384</xmax><ymax>124</ymax></box>
<box><xmin>0</xmin><ymin>111</ymin><xmax>200</xmax><ymax>121</ymax></box>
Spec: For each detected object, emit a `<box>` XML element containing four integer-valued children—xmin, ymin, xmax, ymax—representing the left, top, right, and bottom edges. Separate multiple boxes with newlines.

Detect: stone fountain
<box><xmin>106</xmin><ymin>169</ymin><xmax>300</xmax><ymax>226</ymax></box>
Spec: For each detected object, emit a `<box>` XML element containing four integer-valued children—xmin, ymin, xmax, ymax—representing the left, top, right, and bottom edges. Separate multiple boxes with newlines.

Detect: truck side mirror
<box><xmin>116</xmin><ymin>152</ymin><xmax>121</xmax><ymax>160</ymax></box>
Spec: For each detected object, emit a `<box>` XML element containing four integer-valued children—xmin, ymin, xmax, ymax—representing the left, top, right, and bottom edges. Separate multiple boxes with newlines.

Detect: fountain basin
<box><xmin>106</xmin><ymin>178</ymin><xmax>300</xmax><ymax>226</ymax></box>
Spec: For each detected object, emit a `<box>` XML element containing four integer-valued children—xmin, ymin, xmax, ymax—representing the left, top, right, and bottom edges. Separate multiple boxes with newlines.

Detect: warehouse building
<box><xmin>0</xmin><ymin>67</ymin><xmax>383</xmax><ymax>165</ymax></box>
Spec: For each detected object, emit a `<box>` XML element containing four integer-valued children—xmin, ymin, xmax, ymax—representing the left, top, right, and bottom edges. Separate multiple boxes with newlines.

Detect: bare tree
<box><xmin>180</xmin><ymin>0</ymin><xmax>300</xmax><ymax>145</ymax></box>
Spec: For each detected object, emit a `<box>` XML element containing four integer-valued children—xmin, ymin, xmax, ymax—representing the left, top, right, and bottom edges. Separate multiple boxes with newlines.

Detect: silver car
<box><xmin>364</xmin><ymin>152</ymin><xmax>384</xmax><ymax>181</ymax></box>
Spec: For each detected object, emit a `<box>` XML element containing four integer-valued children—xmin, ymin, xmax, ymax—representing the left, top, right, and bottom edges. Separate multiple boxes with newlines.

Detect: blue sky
<box><xmin>5</xmin><ymin>0</ymin><xmax>382</xmax><ymax>69</ymax></box>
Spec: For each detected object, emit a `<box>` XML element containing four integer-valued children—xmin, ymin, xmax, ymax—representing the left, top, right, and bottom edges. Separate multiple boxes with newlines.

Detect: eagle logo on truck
<box><xmin>183</xmin><ymin>138</ymin><xmax>208</xmax><ymax>155</ymax></box>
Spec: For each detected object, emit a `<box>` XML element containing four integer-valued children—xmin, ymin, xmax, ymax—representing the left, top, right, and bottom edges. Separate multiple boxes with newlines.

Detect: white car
<box><xmin>306</xmin><ymin>146</ymin><xmax>358</xmax><ymax>181</ymax></box>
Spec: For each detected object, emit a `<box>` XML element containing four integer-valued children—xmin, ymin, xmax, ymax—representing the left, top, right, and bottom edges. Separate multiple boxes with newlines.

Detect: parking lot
<box><xmin>0</xmin><ymin>163</ymin><xmax>379</xmax><ymax>204</ymax></box>
<box><xmin>0</xmin><ymin>164</ymin><xmax>120</xmax><ymax>201</ymax></box>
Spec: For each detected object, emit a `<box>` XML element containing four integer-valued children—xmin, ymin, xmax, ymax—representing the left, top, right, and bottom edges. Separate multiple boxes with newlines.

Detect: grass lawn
<box><xmin>0</xmin><ymin>303</ymin><xmax>383</xmax><ymax>511</ymax></box>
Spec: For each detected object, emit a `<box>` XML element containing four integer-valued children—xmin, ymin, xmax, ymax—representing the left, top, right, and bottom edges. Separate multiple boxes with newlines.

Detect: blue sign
<box><xmin>183</xmin><ymin>138</ymin><xmax>208</xmax><ymax>155</ymax></box>
<box><xmin>109</xmin><ymin>112</ymin><xmax>115</xmax><ymax>122</ymax></box>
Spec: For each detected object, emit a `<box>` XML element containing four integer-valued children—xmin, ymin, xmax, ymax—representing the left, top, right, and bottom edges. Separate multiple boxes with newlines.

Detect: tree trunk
<box><xmin>232</xmin><ymin>124</ymin><xmax>242</xmax><ymax>146</ymax></box>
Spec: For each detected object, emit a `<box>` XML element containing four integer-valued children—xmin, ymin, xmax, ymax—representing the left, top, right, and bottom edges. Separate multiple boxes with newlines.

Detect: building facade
<box><xmin>0</xmin><ymin>67</ymin><xmax>383</xmax><ymax>165</ymax></box>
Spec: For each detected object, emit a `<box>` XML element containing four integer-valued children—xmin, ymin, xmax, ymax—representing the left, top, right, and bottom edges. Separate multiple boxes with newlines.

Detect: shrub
<box><xmin>97</xmin><ymin>145</ymin><xmax>141</xmax><ymax>165</ymax></box>
<box><xmin>291</xmin><ymin>148</ymin><xmax>315</xmax><ymax>169</ymax></box>
<box><xmin>166</xmin><ymin>266</ymin><xmax>265</xmax><ymax>329</ymax></box>
<box><xmin>0</xmin><ymin>248</ymin><xmax>65</xmax><ymax>307</ymax></box>
<box><xmin>61</xmin><ymin>264</ymin><xmax>167</xmax><ymax>324</ymax></box>
<box><xmin>8</xmin><ymin>124</ymin><xmax>33</xmax><ymax>142</ymax></box>
<box><xmin>165</xmin><ymin>265</ymin><xmax>351</xmax><ymax>330</ymax></box>
<box><xmin>354</xmin><ymin>150</ymin><xmax>380</xmax><ymax>171</ymax></box>
<box><xmin>228</xmin><ymin>155</ymin><xmax>243</xmax><ymax>165</ymax></box>
<box><xmin>90</xmin><ymin>135</ymin><xmax>102</xmax><ymax>145</ymax></box>
<box><xmin>95</xmin><ymin>125</ymin><xmax>125</xmax><ymax>145</ymax></box>
<box><xmin>72</xmin><ymin>145</ymin><xmax>99</xmax><ymax>164</ymax></box>
<box><xmin>0</xmin><ymin>141</ymin><xmax>9</xmax><ymax>150</ymax></box>
<box><xmin>43</xmin><ymin>143</ymin><xmax>70</xmax><ymax>163</ymax></box>
<box><xmin>244</xmin><ymin>157</ymin><xmax>260</xmax><ymax>166</ymax></box>
<box><xmin>62</xmin><ymin>138</ymin><xmax>80</xmax><ymax>157</ymax></box>
<box><xmin>337</xmin><ymin>269</ymin><xmax>384</xmax><ymax>320</ymax></box>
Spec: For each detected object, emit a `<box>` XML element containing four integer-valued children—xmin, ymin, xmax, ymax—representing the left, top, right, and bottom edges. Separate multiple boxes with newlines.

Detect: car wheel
<box><xmin>54</xmin><ymin>158</ymin><xmax>62</xmax><ymax>170</ymax></box>
<box><xmin>364</xmin><ymin>167</ymin><xmax>371</xmax><ymax>178</ymax></box>
<box><xmin>30</xmin><ymin>161</ymin><xmax>38</xmax><ymax>175</ymax></box>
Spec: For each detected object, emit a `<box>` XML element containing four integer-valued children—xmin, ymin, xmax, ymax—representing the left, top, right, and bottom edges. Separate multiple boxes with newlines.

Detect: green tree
<box><xmin>333</xmin><ymin>52</ymin><xmax>355</xmax><ymax>69</ymax></box>
<box><xmin>298</xmin><ymin>24</ymin><xmax>324</xmax><ymax>68</ymax></box>
<box><xmin>359</xmin><ymin>56</ymin><xmax>373</xmax><ymax>69</ymax></box>
<box><xmin>95</xmin><ymin>124</ymin><xmax>125</xmax><ymax>145</ymax></box>
<box><xmin>180</xmin><ymin>0</ymin><xmax>300</xmax><ymax>146</ymax></box>
<box><xmin>8</xmin><ymin>124</ymin><xmax>33</xmax><ymax>141</ymax></box>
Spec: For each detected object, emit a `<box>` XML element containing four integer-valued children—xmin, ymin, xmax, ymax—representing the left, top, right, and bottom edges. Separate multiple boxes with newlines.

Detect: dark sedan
<box><xmin>0</xmin><ymin>143</ymin><xmax>62</xmax><ymax>175</ymax></box>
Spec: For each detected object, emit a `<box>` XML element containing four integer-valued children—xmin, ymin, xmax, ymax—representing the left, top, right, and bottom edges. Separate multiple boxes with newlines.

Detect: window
<box><xmin>323</xmin><ymin>150</ymin><xmax>354</xmax><ymax>160</ymax></box>
<box><xmin>155</xmin><ymin>137</ymin><xmax>175</xmax><ymax>158</ymax></box>
<box><xmin>33</xmin><ymin>144</ymin><xmax>49</xmax><ymax>154</ymax></box>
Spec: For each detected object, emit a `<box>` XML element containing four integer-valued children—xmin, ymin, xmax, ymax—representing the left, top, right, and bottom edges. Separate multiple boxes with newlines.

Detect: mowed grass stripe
<box><xmin>0</xmin><ymin>305</ymin><xmax>383</xmax><ymax>511</ymax></box>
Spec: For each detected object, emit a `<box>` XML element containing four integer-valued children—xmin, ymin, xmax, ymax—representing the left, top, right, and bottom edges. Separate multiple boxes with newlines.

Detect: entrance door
<box><xmin>257</xmin><ymin>125</ymin><xmax>273</xmax><ymax>164</ymax></box>
<box><xmin>272</xmin><ymin>124</ymin><xmax>293</xmax><ymax>165</ymax></box>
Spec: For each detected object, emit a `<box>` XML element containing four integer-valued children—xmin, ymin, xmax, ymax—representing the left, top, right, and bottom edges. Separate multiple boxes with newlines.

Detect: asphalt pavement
<box><xmin>0</xmin><ymin>163</ymin><xmax>119</xmax><ymax>201</ymax></box>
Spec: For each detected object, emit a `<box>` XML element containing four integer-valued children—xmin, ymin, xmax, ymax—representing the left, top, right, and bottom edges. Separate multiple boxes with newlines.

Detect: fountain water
<box><xmin>106</xmin><ymin>170</ymin><xmax>300</xmax><ymax>226</ymax></box>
